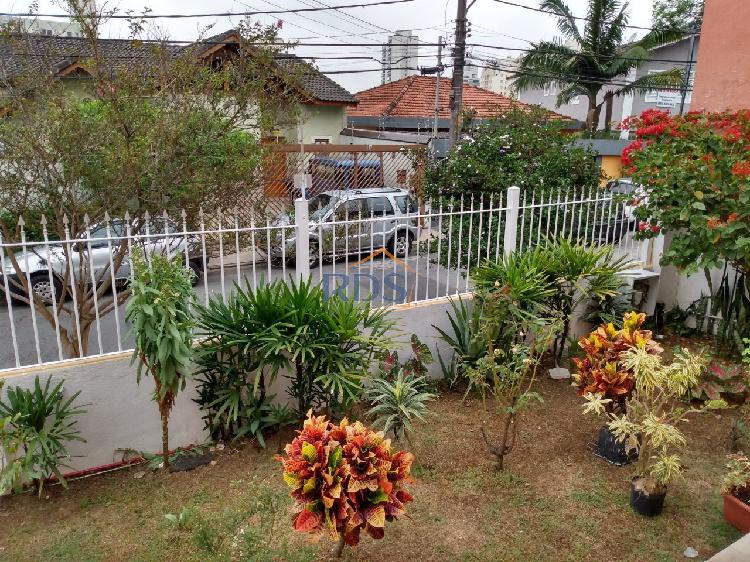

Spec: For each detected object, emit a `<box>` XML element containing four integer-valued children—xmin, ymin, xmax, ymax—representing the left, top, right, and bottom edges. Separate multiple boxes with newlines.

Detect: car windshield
<box><xmin>309</xmin><ymin>194</ymin><xmax>338</xmax><ymax>222</ymax></box>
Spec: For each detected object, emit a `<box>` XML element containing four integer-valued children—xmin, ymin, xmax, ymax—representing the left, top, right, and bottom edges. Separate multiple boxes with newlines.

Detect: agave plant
<box><xmin>433</xmin><ymin>296</ymin><xmax>490</xmax><ymax>386</ymax></box>
<box><xmin>277</xmin><ymin>414</ymin><xmax>414</xmax><ymax>557</ymax></box>
<box><xmin>365</xmin><ymin>371</ymin><xmax>435</xmax><ymax>442</ymax></box>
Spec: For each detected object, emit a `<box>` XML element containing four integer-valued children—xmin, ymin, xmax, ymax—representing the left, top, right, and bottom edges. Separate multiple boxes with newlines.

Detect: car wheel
<box><xmin>389</xmin><ymin>231</ymin><xmax>413</xmax><ymax>258</ymax></box>
<box><xmin>188</xmin><ymin>260</ymin><xmax>202</xmax><ymax>286</ymax></box>
<box><xmin>29</xmin><ymin>273</ymin><xmax>62</xmax><ymax>306</ymax></box>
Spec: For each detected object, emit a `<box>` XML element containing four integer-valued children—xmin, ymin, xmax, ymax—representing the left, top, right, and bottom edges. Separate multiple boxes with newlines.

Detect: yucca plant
<box><xmin>0</xmin><ymin>376</ymin><xmax>87</xmax><ymax>497</ymax></box>
<box><xmin>584</xmin><ymin>347</ymin><xmax>724</xmax><ymax>514</ymax></box>
<box><xmin>366</xmin><ymin>371</ymin><xmax>435</xmax><ymax>442</ymax></box>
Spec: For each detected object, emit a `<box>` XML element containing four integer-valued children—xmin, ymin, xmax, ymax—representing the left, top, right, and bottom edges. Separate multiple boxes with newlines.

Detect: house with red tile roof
<box><xmin>345</xmin><ymin>75</ymin><xmax>579</xmax><ymax>138</ymax></box>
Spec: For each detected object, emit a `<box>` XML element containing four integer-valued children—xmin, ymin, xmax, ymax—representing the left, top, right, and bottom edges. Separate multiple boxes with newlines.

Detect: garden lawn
<box><xmin>0</xmin><ymin>371</ymin><xmax>741</xmax><ymax>562</ymax></box>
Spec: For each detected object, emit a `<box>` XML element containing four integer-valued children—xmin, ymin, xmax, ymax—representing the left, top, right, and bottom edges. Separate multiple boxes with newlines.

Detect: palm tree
<box><xmin>514</xmin><ymin>0</ymin><xmax>686</xmax><ymax>133</ymax></box>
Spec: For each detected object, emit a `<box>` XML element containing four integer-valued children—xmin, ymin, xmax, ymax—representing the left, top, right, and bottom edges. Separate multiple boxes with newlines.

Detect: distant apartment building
<box><xmin>0</xmin><ymin>16</ymin><xmax>83</xmax><ymax>37</ymax></box>
<box><xmin>381</xmin><ymin>30</ymin><xmax>420</xmax><ymax>84</ymax></box>
<box><xmin>463</xmin><ymin>63</ymin><xmax>480</xmax><ymax>87</ymax></box>
<box><xmin>480</xmin><ymin>56</ymin><xmax>519</xmax><ymax>98</ymax></box>
<box><xmin>516</xmin><ymin>36</ymin><xmax>698</xmax><ymax>132</ymax></box>
<box><xmin>692</xmin><ymin>0</ymin><xmax>750</xmax><ymax>111</ymax></box>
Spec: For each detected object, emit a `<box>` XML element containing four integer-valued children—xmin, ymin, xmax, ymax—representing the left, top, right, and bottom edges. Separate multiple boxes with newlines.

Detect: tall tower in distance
<box><xmin>381</xmin><ymin>30</ymin><xmax>420</xmax><ymax>85</ymax></box>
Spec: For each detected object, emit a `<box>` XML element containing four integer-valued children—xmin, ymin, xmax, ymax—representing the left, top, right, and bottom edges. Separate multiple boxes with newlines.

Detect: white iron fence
<box><xmin>0</xmin><ymin>186</ymin><xmax>656</xmax><ymax>371</ymax></box>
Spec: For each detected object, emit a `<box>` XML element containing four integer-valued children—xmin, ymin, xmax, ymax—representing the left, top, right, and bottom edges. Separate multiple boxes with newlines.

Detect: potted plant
<box><xmin>722</xmin><ymin>452</ymin><xmax>750</xmax><ymax>533</ymax></box>
<box><xmin>584</xmin><ymin>346</ymin><xmax>721</xmax><ymax>516</ymax></box>
<box><xmin>574</xmin><ymin>312</ymin><xmax>662</xmax><ymax>464</ymax></box>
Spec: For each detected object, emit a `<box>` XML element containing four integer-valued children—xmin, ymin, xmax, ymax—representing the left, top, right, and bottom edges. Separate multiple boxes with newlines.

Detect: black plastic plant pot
<box><xmin>630</xmin><ymin>479</ymin><xmax>667</xmax><ymax>517</ymax></box>
<box><xmin>595</xmin><ymin>426</ymin><xmax>637</xmax><ymax>466</ymax></box>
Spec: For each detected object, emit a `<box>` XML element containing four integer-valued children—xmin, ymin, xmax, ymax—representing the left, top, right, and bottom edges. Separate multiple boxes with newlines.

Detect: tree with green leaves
<box><xmin>0</xmin><ymin>2</ymin><xmax>298</xmax><ymax>358</ymax></box>
<box><xmin>652</xmin><ymin>0</ymin><xmax>704</xmax><ymax>33</ymax></box>
<box><xmin>126</xmin><ymin>253</ymin><xmax>195</xmax><ymax>470</ymax></box>
<box><xmin>514</xmin><ymin>0</ymin><xmax>685</xmax><ymax>132</ymax></box>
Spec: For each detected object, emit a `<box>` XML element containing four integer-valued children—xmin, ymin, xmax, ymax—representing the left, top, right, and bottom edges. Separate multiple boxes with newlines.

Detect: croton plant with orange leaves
<box><xmin>572</xmin><ymin>312</ymin><xmax>663</xmax><ymax>412</ymax></box>
<box><xmin>277</xmin><ymin>412</ymin><xmax>414</xmax><ymax>554</ymax></box>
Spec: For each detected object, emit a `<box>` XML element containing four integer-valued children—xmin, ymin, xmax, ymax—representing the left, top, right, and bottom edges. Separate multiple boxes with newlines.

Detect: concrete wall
<box><xmin>692</xmin><ymin>0</ymin><xmax>750</xmax><ymax>111</ymax></box>
<box><xmin>284</xmin><ymin>105</ymin><xmax>349</xmax><ymax>144</ymax></box>
<box><xmin>0</xmin><ymin>298</ymin><xmax>462</xmax><ymax>472</ymax></box>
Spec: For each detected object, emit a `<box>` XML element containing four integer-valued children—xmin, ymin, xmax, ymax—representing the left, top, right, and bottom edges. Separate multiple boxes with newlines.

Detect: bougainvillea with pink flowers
<box><xmin>277</xmin><ymin>413</ymin><xmax>414</xmax><ymax>556</ymax></box>
<box><xmin>621</xmin><ymin>109</ymin><xmax>750</xmax><ymax>274</ymax></box>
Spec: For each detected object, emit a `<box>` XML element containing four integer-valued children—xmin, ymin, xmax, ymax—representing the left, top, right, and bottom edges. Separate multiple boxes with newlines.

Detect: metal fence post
<box><xmin>294</xmin><ymin>196</ymin><xmax>310</xmax><ymax>282</ymax></box>
<box><xmin>503</xmin><ymin>186</ymin><xmax>521</xmax><ymax>256</ymax></box>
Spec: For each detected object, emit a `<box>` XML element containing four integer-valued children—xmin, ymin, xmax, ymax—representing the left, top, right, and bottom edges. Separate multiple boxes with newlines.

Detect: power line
<box><xmin>0</xmin><ymin>0</ymin><xmax>417</xmax><ymax>20</ymax></box>
<box><xmin>491</xmin><ymin>0</ymin><xmax>666</xmax><ymax>33</ymax></box>
<box><xmin>466</xmin><ymin>42</ymin><xmax>697</xmax><ymax>65</ymax></box>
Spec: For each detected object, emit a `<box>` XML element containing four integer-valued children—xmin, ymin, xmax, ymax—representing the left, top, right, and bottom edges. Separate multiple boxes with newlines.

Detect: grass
<box><xmin>0</xmin><ymin>371</ymin><xmax>743</xmax><ymax>562</ymax></box>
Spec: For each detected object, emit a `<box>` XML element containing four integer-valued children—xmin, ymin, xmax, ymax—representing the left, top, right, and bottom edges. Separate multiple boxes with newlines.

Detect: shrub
<box><xmin>433</xmin><ymin>296</ymin><xmax>490</xmax><ymax>386</ymax></box>
<box><xmin>0</xmin><ymin>376</ymin><xmax>86</xmax><ymax>497</ymax></box>
<box><xmin>197</xmin><ymin>278</ymin><xmax>393</xmax><ymax>417</ymax></box>
<box><xmin>583</xmin><ymin>347</ymin><xmax>723</xmax><ymax>496</ymax></box>
<box><xmin>365</xmin><ymin>371</ymin><xmax>435</xmax><ymax>442</ymax></box>
<box><xmin>572</xmin><ymin>312</ymin><xmax>663</xmax><ymax>413</ymax></box>
<box><xmin>126</xmin><ymin>252</ymin><xmax>196</xmax><ymax>470</ymax></box>
<box><xmin>277</xmin><ymin>413</ymin><xmax>414</xmax><ymax>557</ymax></box>
<box><xmin>722</xmin><ymin>452</ymin><xmax>750</xmax><ymax>497</ymax></box>
<box><xmin>690</xmin><ymin>359</ymin><xmax>749</xmax><ymax>403</ymax></box>
<box><xmin>473</xmin><ymin>240</ymin><xmax>629</xmax><ymax>365</ymax></box>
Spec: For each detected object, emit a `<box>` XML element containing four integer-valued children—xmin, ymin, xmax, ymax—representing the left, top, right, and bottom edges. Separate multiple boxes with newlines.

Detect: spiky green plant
<box><xmin>0</xmin><ymin>376</ymin><xmax>87</xmax><ymax>496</ymax></box>
<box><xmin>366</xmin><ymin>371</ymin><xmax>435</xmax><ymax>442</ymax></box>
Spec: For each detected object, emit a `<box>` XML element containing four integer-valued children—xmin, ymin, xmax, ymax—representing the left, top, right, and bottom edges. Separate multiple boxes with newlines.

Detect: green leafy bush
<box><xmin>126</xmin><ymin>252</ymin><xmax>196</xmax><ymax>470</ymax></box>
<box><xmin>0</xmin><ymin>377</ymin><xmax>86</xmax><ymax>496</ymax></box>
<box><xmin>366</xmin><ymin>372</ymin><xmax>435</xmax><ymax>442</ymax></box>
<box><xmin>434</xmin><ymin>296</ymin><xmax>490</xmax><ymax>386</ymax></box>
<box><xmin>196</xmin><ymin>278</ymin><xmax>393</xmax><ymax>418</ymax></box>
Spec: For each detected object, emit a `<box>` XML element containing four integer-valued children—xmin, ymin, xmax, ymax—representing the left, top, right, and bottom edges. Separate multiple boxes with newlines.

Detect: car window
<box><xmin>88</xmin><ymin>222</ymin><xmax>125</xmax><ymax>247</ymax></box>
<box><xmin>335</xmin><ymin>198</ymin><xmax>367</xmax><ymax>219</ymax></box>
<box><xmin>309</xmin><ymin>193</ymin><xmax>338</xmax><ymax>222</ymax></box>
<box><xmin>394</xmin><ymin>195</ymin><xmax>417</xmax><ymax>214</ymax></box>
<box><xmin>367</xmin><ymin>197</ymin><xmax>395</xmax><ymax>216</ymax></box>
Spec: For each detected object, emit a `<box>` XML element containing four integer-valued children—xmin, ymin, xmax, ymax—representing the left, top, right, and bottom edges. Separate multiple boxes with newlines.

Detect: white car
<box><xmin>1</xmin><ymin>219</ymin><xmax>206</xmax><ymax>305</ymax></box>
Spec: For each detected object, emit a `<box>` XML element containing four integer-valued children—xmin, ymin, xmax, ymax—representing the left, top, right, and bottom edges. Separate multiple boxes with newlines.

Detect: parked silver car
<box><xmin>1</xmin><ymin>218</ymin><xmax>206</xmax><ymax>304</ymax></box>
<box><xmin>271</xmin><ymin>188</ymin><xmax>420</xmax><ymax>267</ymax></box>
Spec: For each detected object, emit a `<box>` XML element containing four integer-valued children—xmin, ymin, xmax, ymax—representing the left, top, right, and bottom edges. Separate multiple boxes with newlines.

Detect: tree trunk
<box><xmin>296</xmin><ymin>360</ymin><xmax>306</xmax><ymax>416</ymax></box>
<box><xmin>333</xmin><ymin>535</ymin><xmax>345</xmax><ymax>558</ymax></box>
<box><xmin>604</xmin><ymin>93</ymin><xmax>614</xmax><ymax>133</ymax></box>
<box><xmin>586</xmin><ymin>92</ymin><xmax>602</xmax><ymax>134</ymax></box>
<box><xmin>161</xmin><ymin>406</ymin><xmax>171</xmax><ymax>470</ymax></box>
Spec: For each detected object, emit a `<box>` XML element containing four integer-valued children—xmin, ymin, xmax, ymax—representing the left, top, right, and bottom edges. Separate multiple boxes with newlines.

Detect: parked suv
<box><xmin>1</xmin><ymin>218</ymin><xmax>206</xmax><ymax>305</ymax></box>
<box><xmin>271</xmin><ymin>188</ymin><xmax>419</xmax><ymax>267</ymax></box>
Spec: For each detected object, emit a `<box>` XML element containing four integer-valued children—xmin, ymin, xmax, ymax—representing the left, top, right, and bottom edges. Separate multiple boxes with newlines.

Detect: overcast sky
<box><xmin>19</xmin><ymin>0</ymin><xmax>656</xmax><ymax>92</ymax></box>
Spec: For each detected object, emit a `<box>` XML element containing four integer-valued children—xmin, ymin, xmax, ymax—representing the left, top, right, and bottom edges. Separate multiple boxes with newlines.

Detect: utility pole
<box><xmin>449</xmin><ymin>0</ymin><xmax>468</xmax><ymax>147</ymax></box>
<box><xmin>433</xmin><ymin>36</ymin><xmax>444</xmax><ymax>140</ymax></box>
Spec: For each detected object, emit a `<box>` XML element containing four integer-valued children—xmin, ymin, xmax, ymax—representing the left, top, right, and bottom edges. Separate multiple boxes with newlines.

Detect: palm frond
<box><xmin>614</xmin><ymin>68</ymin><xmax>684</xmax><ymax>97</ymax></box>
<box><xmin>540</xmin><ymin>0</ymin><xmax>583</xmax><ymax>44</ymax></box>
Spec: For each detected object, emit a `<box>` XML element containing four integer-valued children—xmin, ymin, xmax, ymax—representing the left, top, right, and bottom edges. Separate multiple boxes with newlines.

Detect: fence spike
<box><xmin>124</xmin><ymin>210</ymin><xmax>131</xmax><ymax>222</ymax></box>
<box><xmin>162</xmin><ymin>209</ymin><xmax>169</xmax><ymax>222</ymax></box>
<box><xmin>83</xmin><ymin>213</ymin><xmax>91</xmax><ymax>226</ymax></box>
<box><xmin>63</xmin><ymin>214</ymin><xmax>69</xmax><ymax>227</ymax></box>
<box><xmin>17</xmin><ymin>215</ymin><xmax>25</xmax><ymax>227</ymax></box>
<box><xmin>144</xmin><ymin>210</ymin><xmax>150</xmax><ymax>223</ymax></box>
<box><xmin>103</xmin><ymin>211</ymin><xmax>111</xmax><ymax>223</ymax></box>
<box><xmin>180</xmin><ymin>209</ymin><xmax>187</xmax><ymax>219</ymax></box>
